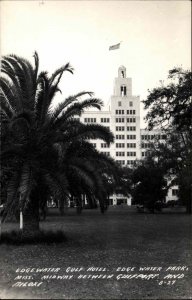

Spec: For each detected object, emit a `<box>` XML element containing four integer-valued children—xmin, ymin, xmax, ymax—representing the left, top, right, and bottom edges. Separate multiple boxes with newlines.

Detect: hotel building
<box><xmin>79</xmin><ymin>66</ymin><xmax>178</xmax><ymax>205</ymax></box>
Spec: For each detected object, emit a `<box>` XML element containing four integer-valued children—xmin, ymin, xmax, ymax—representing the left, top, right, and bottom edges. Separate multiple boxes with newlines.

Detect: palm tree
<box><xmin>0</xmin><ymin>52</ymin><xmax>114</xmax><ymax>237</ymax></box>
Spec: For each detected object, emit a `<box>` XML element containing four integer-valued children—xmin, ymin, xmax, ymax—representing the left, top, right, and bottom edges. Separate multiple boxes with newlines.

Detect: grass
<box><xmin>0</xmin><ymin>229</ymin><xmax>67</xmax><ymax>245</ymax></box>
<box><xmin>0</xmin><ymin>206</ymin><xmax>191</xmax><ymax>299</ymax></box>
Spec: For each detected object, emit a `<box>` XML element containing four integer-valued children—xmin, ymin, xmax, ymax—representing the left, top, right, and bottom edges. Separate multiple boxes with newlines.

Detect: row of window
<box><xmin>101</xmin><ymin>118</ymin><xmax>110</xmax><ymax>123</ymax></box>
<box><xmin>127</xmin><ymin>126</ymin><xmax>136</xmax><ymax>131</ymax></box>
<box><xmin>116</xmin><ymin>109</ymin><xmax>136</xmax><ymax>115</ymax></box>
<box><xmin>93</xmin><ymin>141</ymin><xmax>137</xmax><ymax>148</ymax></box>
<box><xmin>116</xmin><ymin>134</ymin><xmax>125</xmax><ymax>139</ymax></box>
<box><xmin>127</xmin><ymin>118</ymin><xmax>136</xmax><ymax>123</ymax></box>
<box><xmin>116</xmin><ymin>126</ymin><xmax>136</xmax><ymax>131</ymax></box>
<box><xmin>84</xmin><ymin>118</ymin><xmax>96</xmax><ymax>123</ymax></box>
<box><xmin>116</xmin><ymin>126</ymin><xmax>125</xmax><ymax>131</ymax></box>
<box><xmin>116</xmin><ymin>143</ymin><xmax>136</xmax><ymax>148</ymax></box>
<box><xmin>116</xmin><ymin>143</ymin><xmax>125</xmax><ymax>148</ymax></box>
<box><xmin>141</xmin><ymin>143</ymin><xmax>154</xmax><ymax>149</ymax></box>
<box><xmin>141</xmin><ymin>134</ymin><xmax>167</xmax><ymax>140</ymax></box>
<box><xmin>84</xmin><ymin>115</ymin><xmax>137</xmax><ymax>124</ymax></box>
<box><xmin>116</xmin><ymin>152</ymin><xmax>136</xmax><ymax>157</ymax></box>
<box><xmin>101</xmin><ymin>143</ymin><xmax>108</xmax><ymax>148</ymax></box>
<box><xmin>127</xmin><ymin>134</ymin><xmax>136</xmax><ymax>139</ymax></box>
<box><xmin>115</xmin><ymin>118</ymin><xmax>136</xmax><ymax>123</ymax></box>
<box><xmin>116</xmin><ymin>118</ymin><xmax>125</xmax><ymax>123</ymax></box>
<box><xmin>116</xmin><ymin>110</ymin><xmax>124</xmax><ymax>114</ymax></box>
<box><xmin>127</xmin><ymin>143</ymin><xmax>136</xmax><ymax>148</ymax></box>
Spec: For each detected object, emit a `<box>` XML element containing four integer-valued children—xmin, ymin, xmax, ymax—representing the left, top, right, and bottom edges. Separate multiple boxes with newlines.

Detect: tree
<box><xmin>0</xmin><ymin>53</ymin><xmax>115</xmax><ymax>237</ymax></box>
<box><xmin>131</xmin><ymin>157</ymin><xmax>168</xmax><ymax>213</ymax></box>
<box><xmin>143</xmin><ymin>67</ymin><xmax>192</xmax><ymax>133</ymax></box>
<box><xmin>143</xmin><ymin>68</ymin><xmax>192</xmax><ymax>213</ymax></box>
<box><xmin>63</xmin><ymin>140</ymin><xmax>118</xmax><ymax>213</ymax></box>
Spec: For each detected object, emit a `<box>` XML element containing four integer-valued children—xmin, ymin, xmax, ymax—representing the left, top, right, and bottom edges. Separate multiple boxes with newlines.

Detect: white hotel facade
<box><xmin>79</xmin><ymin>66</ymin><xmax>178</xmax><ymax>205</ymax></box>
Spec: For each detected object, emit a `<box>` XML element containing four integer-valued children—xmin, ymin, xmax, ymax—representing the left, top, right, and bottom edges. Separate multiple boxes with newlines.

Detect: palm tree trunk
<box><xmin>22</xmin><ymin>189</ymin><xmax>40</xmax><ymax>238</ymax></box>
<box><xmin>186</xmin><ymin>197</ymin><xmax>192</xmax><ymax>214</ymax></box>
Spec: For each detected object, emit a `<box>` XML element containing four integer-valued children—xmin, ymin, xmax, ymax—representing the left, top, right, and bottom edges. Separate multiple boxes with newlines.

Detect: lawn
<box><xmin>0</xmin><ymin>206</ymin><xmax>191</xmax><ymax>299</ymax></box>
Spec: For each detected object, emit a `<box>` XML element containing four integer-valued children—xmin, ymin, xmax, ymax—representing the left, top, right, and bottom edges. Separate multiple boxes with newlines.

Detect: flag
<box><xmin>109</xmin><ymin>43</ymin><xmax>120</xmax><ymax>50</ymax></box>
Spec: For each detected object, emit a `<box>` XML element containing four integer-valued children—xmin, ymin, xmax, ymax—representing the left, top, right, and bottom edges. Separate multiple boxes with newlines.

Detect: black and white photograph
<box><xmin>0</xmin><ymin>0</ymin><xmax>191</xmax><ymax>299</ymax></box>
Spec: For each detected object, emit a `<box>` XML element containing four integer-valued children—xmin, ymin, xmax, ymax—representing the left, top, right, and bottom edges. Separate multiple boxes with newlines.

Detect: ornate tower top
<box><xmin>118</xmin><ymin>65</ymin><xmax>126</xmax><ymax>78</ymax></box>
<box><xmin>113</xmin><ymin>66</ymin><xmax>132</xmax><ymax>97</ymax></box>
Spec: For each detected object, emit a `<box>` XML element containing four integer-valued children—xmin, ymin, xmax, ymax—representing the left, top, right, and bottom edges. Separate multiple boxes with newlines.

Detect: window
<box><xmin>142</xmin><ymin>152</ymin><xmax>145</xmax><ymax>157</ymax></box>
<box><xmin>120</xmin><ymin>86</ymin><xmax>127</xmax><ymax>96</ymax></box>
<box><xmin>127</xmin><ymin>118</ymin><xmax>136</xmax><ymax>123</ymax></box>
<box><xmin>116</xmin><ymin>118</ymin><xmax>125</xmax><ymax>123</ymax></box>
<box><xmin>101</xmin><ymin>118</ymin><xmax>110</xmax><ymax>123</ymax></box>
<box><xmin>127</xmin><ymin>126</ymin><xmax>136</xmax><ymax>131</ymax></box>
<box><xmin>127</xmin><ymin>135</ymin><xmax>136</xmax><ymax>140</ymax></box>
<box><xmin>127</xmin><ymin>143</ymin><xmax>136</xmax><ymax>148</ymax></box>
<box><xmin>116</xmin><ymin>152</ymin><xmax>125</xmax><ymax>157</ymax></box>
<box><xmin>118</xmin><ymin>101</ymin><xmax>122</xmax><ymax>107</ymax></box>
<box><xmin>127</xmin><ymin>152</ymin><xmax>136</xmax><ymax>157</ymax></box>
<box><xmin>84</xmin><ymin>118</ymin><xmax>96</xmax><ymax>123</ymax></box>
<box><xmin>129</xmin><ymin>101</ymin><xmax>133</xmax><ymax>107</ymax></box>
<box><xmin>116</xmin><ymin>110</ymin><xmax>124</xmax><ymax>115</ymax></box>
<box><xmin>116</xmin><ymin>135</ymin><xmax>125</xmax><ymax>139</ymax></box>
<box><xmin>121</xmin><ymin>71</ymin><xmax>125</xmax><ymax>78</ymax></box>
<box><xmin>101</xmin><ymin>143</ymin><xmax>108</xmax><ymax>148</ymax></box>
<box><xmin>91</xmin><ymin>143</ymin><xmax>96</xmax><ymax>148</ymax></box>
<box><xmin>116</xmin><ymin>143</ymin><xmax>125</xmax><ymax>148</ymax></box>
<box><xmin>116</xmin><ymin>126</ymin><xmax>125</xmax><ymax>131</ymax></box>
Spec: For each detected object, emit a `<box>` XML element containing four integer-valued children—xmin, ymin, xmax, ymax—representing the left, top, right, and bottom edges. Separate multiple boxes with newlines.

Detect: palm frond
<box><xmin>2</xmin><ymin>56</ymin><xmax>35</xmax><ymax>110</ymax></box>
<box><xmin>61</xmin><ymin>123</ymin><xmax>114</xmax><ymax>145</ymax></box>
<box><xmin>33</xmin><ymin>51</ymin><xmax>39</xmax><ymax>82</ymax></box>
<box><xmin>0</xmin><ymin>77</ymin><xmax>21</xmax><ymax>114</ymax></box>
<box><xmin>35</xmin><ymin>71</ymin><xmax>50</xmax><ymax>123</ymax></box>
<box><xmin>50</xmin><ymin>91</ymin><xmax>94</xmax><ymax>121</ymax></box>
<box><xmin>49</xmin><ymin>63</ymin><xmax>74</xmax><ymax>86</ymax></box>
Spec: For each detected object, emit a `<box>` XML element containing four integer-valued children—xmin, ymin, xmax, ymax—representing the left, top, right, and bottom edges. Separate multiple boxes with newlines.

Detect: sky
<box><xmin>0</xmin><ymin>0</ymin><xmax>191</xmax><ymax>127</ymax></box>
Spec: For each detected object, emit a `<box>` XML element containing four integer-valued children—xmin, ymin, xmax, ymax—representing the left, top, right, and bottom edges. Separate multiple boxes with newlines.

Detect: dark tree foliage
<box><xmin>143</xmin><ymin>67</ymin><xmax>192</xmax><ymax>133</ymax></box>
<box><xmin>131</xmin><ymin>157</ymin><xmax>168</xmax><ymax>213</ymax></box>
<box><xmin>143</xmin><ymin>67</ymin><xmax>192</xmax><ymax>214</ymax></box>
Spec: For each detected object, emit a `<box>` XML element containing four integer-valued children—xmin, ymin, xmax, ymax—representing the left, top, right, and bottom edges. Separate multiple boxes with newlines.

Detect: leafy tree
<box><xmin>113</xmin><ymin>166</ymin><xmax>133</xmax><ymax>198</ymax></box>
<box><xmin>143</xmin><ymin>68</ymin><xmax>192</xmax><ymax>213</ymax></box>
<box><xmin>143</xmin><ymin>67</ymin><xmax>192</xmax><ymax>133</ymax></box>
<box><xmin>0</xmin><ymin>53</ymin><xmax>115</xmax><ymax>236</ymax></box>
<box><xmin>131</xmin><ymin>157</ymin><xmax>168</xmax><ymax>212</ymax></box>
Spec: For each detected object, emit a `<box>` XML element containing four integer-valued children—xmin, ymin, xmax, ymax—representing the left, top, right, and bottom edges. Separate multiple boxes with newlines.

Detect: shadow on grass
<box><xmin>0</xmin><ymin>229</ymin><xmax>67</xmax><ymax>245</ymax></box>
